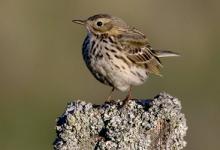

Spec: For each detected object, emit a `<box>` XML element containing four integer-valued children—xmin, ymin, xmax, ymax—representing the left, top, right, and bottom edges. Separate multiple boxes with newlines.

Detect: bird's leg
<box><xmin>106</xmin><ymin>87</ymin><xmax>115</xmax><ymax>102</ymax></box>
<box><xmin>123</xmin><ymin>86</ymin><xmax>132</xmax><ymax>103</ymax></box>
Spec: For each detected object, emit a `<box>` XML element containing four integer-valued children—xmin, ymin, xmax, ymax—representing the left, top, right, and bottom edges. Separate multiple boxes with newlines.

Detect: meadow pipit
<box><xmin>73</xmin><ymin>14</ymin><xmax>179</xmax><ymax>102</ymax></box>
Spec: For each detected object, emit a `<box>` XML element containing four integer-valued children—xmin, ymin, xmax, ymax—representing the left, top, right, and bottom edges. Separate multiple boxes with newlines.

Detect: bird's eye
<box><xmin>96</xmin><ymin>21</ymin><xmax>103</xmax><ymax>27</ymax></box>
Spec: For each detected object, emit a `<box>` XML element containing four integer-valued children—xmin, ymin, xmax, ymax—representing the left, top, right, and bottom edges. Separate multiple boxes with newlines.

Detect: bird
<box><xmin>72</xmin><ymin>14</ymin><xmax>179</xmax><ymax>102</ymax></box>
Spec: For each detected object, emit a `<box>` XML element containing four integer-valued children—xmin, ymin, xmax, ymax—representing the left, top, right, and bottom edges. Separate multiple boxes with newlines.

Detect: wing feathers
<box><xmin>117</xmin><ymin>28</ymin><xmax>177</xmax><ymax>76</ymax></box>
<box><xmin>126</xmin><ymin>47</ymin><xmax>163</xmax><ymax>76</ymax></box>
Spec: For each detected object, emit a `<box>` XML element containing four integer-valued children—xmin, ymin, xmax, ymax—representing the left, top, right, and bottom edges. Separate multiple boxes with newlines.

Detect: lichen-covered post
<box><xmin>53</xmin><ymin>92</ymin><xmax>187</xmax><ymax>150</ymax></box>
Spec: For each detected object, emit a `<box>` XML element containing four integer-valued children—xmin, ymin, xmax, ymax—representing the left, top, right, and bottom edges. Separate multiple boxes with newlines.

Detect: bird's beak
<box><xmin>72</xmin><ymin>19</ymin><xmax>86</xmax><ymax>25</ymax></box>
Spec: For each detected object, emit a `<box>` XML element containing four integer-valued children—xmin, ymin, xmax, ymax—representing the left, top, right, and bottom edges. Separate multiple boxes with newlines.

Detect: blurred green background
<box><xmin>0</xmin><ymin>0</ymin><xmax>219</xmax><ymax>149</ymax></box>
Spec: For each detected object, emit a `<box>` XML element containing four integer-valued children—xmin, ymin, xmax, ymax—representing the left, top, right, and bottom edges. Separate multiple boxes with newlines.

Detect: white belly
<box><xmin>92</xmin><ymin>53</ymin><xmax>148</xmax><ymax>91</ymax></box>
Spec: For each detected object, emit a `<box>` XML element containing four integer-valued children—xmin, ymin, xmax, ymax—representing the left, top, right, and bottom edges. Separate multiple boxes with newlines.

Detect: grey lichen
<box><xmin>54</xmin><ymin>92</ymin><xmax>187</xmax><ymax>150</ymax></box>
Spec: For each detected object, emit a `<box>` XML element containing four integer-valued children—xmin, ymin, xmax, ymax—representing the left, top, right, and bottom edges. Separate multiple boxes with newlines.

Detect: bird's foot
<box><xmin>120</xmin><ymin>95</ymin><xmax>135</xmax><ymax>107</ymax></box>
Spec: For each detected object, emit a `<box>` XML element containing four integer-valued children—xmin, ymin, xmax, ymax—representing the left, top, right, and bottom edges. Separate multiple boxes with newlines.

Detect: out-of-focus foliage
<box><xmin>0</xmin><ymin>0</ymin><xmax>219</xmax><ymax>150</ymax></box>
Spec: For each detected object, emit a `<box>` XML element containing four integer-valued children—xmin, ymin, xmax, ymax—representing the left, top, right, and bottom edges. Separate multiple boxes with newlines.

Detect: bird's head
<box><xmin>73</xmin><ymin>14</ymin><xmax>129</xmax><ymax>36</ymax></box>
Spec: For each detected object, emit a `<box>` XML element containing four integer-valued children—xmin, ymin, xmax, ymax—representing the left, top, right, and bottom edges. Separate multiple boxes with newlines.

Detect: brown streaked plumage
<box><xmin>73</xmin><ymin>14</ymin><xmax>179</xmax><ymax>102</ymax></box>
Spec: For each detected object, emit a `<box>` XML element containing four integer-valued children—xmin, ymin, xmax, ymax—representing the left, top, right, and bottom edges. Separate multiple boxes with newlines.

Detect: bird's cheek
<box><xmin>105</xmin><ymin>23</ymin><xmax>113</xmax><ymax>31</ymax></box>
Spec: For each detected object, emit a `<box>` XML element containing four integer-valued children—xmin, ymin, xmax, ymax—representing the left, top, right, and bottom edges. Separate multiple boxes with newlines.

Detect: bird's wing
<box><xmin>118</xmin><ymin>27</ymin><xmax>148</xmax><ymax>46</ymax></box>
<box><xmin>118</xmin><ymin>28</ymin><xmax>162</xmax><ymax>76</ymax></box>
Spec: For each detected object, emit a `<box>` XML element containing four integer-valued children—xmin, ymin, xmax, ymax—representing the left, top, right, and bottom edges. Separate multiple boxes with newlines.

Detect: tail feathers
<box><xmin>151</xmin><ymin>49</ymin><xmax>180</xmax><ymax>58</ymax></box>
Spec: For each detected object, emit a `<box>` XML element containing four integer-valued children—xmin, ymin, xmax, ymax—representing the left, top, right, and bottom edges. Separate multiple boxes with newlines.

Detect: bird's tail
<box><xmin>151</xmin><ymin>49</ymin><xmax>180</xmax><ymax>58</ymax></box>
